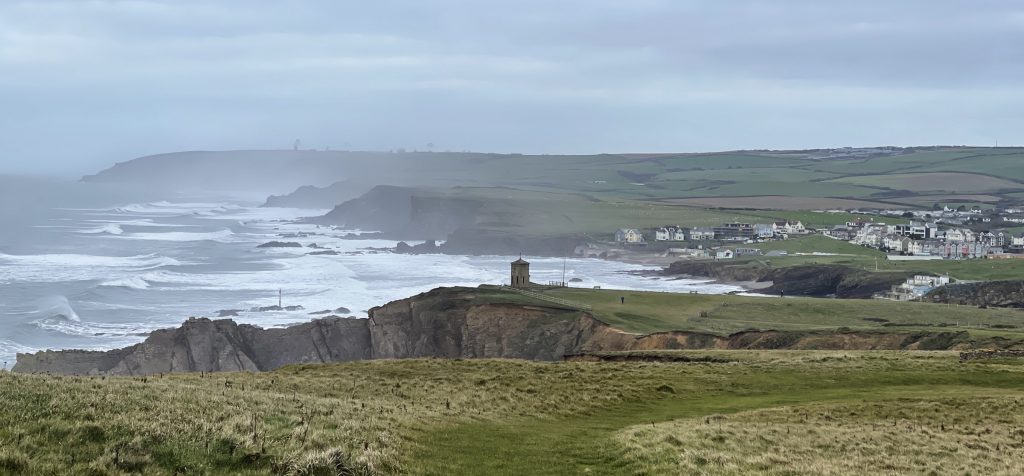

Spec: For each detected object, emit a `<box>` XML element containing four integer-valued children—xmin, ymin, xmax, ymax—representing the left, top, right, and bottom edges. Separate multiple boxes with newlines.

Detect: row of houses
<box><xmin>616</xmin><ymin>221</ymin><xmax>807</xmax><ymax>244</ymax></box>
<box><xmin>834</xmin><ymin>219</ymin><xmax>1020</xmax><ymax>258</ymax></box>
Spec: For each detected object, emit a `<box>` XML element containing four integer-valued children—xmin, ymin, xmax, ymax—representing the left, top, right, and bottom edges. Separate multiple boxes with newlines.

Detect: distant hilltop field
<box><xmin>82</xmin><ymin>146</ymin><xmax>1024</xmax><ymax>210</ymax></box>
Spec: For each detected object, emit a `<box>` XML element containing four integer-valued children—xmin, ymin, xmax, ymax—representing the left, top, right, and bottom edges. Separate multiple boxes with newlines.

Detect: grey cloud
<box><xmin>0</xmin><ymin>0</ymin><xmax>1022</xmax><ymax>175</ymax></box>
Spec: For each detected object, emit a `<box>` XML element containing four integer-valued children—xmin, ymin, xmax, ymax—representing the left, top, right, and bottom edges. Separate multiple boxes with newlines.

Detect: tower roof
<box><xmin>512</xmin><ymin>258</ymin><xmax>529</xmax><ymax>265</ymax></box>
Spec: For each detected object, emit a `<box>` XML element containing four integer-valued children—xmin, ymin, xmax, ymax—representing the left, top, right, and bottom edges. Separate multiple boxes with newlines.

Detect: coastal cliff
<box><xmin>664</xmin><ymin>261</ymin><xmax>913</xmax><ymax>298</ymax></box>
<box><xmin>14</xmin><ymin>286</ymin><xmax>1006</xmax><ymax>376</ymax></box>
<box><xmin>14</xmin><ymin>287</ymin><xmax>598</xmax><ymax>375</ymax></box>
<box><xmin>925</xmin><ymin>280</ymin><xmax>1024</xmax><ymax>308</ymax></box>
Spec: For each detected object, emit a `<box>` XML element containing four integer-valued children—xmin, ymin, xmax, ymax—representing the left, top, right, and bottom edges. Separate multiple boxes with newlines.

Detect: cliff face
<box><xmin>665</xmin><ymin>261</ymin><xmax>912</xmax><ymax>298</ymax></box>
<box><xmin>14</xmin><ymin>317</ymin><xmax>371</xmax><ymax>376</ymax></box>
<box><xmin>262</xmin><ymin>180</ymin><xmax>372</xmax><ymax>209</ymax></box>
<box><xmin>14</xmin><ymin>287</ymin><xmax>1013</xmax><ymax>376</ymax></box>
<box><xmin>13</xmin><ymin>288</ymin><xmax>596</xmax><ymax>375</ymax></box>
<box><xmin>925</xmin><ymin>280</ymin><xmax>1024</xmax><ymax>308</ymax></box>
<box><xmin>314</xmin><ymin>185</ymin><xmax>416</xmax><ymax>232</ymax></box>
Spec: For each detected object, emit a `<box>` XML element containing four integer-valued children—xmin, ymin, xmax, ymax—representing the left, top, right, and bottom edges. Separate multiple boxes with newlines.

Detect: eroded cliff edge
<box><xmin>13</xmin><ymin>286</ymin><xmax>1010</xmax><ymax>376</ymax></box>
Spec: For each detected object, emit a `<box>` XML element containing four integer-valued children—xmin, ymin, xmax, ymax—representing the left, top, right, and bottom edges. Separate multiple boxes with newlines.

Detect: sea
<box><xmin>0</xmin><ymin>177</ymin><xmax>743</xmax><ymax>366</ymax></box>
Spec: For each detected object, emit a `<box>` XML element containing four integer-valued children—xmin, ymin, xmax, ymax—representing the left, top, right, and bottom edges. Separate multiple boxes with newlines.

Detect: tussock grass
<box><xmin>0</xmin><ymin>359</ymin><xmax>708</xmax><ymax>474</ymax></box>
<box><xmin>2</xmin><ymin>352</ymin><xmax>1023</xmax><ymax>474</ymax></box>
<box><xmin>617</xmin><ymin>397</ymin><xmax>1024</xmax><ymax>475</ymax></box>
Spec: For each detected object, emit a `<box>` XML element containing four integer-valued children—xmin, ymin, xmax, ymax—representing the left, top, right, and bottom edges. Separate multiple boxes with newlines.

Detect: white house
<box><xmin>715</xmin><ymin>249</ymin><xmax>734</xmax><ymax>260</ymax></box>
<box><xmin>655</xmin><ymin>226</ymin><xmax>686</xmax><ymax>241</ymax></box>
<box><xmin>615</xmin><ymin>228</ymin><xmax>645</xmax><ymax>244</ymax></box>
<box><xmin>944</xmin><ymin>228</ymin><xmax>975</xmax><ymax>243</ymax></box>
<box><xmin>690</xmin><ymin>227</ymin><xmax>715</xmax><ymax>240</ymax></box>
<box><xmin>774</xmin><ymin>220</ymin><xmax>807</xmax><ymax>235</ymax></box>
<box><xmin>753</xmin><ymin>223</ymin><xmax>775</xmax><ymax>239</ymax></box>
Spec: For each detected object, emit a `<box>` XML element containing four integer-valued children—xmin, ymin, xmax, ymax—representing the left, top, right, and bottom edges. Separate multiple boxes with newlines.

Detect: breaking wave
<box><xmin>98</xmin><ymin>276</ymin><xmax>151</xmax><ymax>290</ymax></box>
<box><xmin>119</xmin><ymin>229</ymin><xmax>236</xmax><ymax>242</ymax></box>
<box><xmin>32</xmin><ymin>295</ymin><xmax>81</xmax><ymax>322</ymax></box>
<box><xmin>79</xmin><ymin>224</ymin><xmax>124</xmax><ymax>235</ymax></box>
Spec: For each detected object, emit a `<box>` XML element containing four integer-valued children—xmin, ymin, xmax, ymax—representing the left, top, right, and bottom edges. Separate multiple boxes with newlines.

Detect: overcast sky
<box><xmin>2</xmin><ymin>0</ymin><xmax>1023</xmax><ymax>175</ymax></box>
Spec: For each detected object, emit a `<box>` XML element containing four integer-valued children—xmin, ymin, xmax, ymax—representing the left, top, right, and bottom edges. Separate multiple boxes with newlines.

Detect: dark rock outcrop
<box><xmin>14</xmin><ymin>317</ymin><xmax>370</xmax><ymax>375</ymax></box>
<box><xmin>262</xmin><ymin>179</ymin><xmax>372</xmax><ymax>209</ymax></box>
<box><xmin>925</xmin><ymin>280</ymin><xmax>1024</xmax><ymax>308</ymax></box>
<box><xmin>257</xmin><ymin>241</ymin><xmax>303</xmax><ymax>248</ymax></box>
<box><xmin>395</xmin><ymin>240</ymin><xmax>440</xmax><ymax>254</ymax></box>
<box><xmin>665</xmin><ymin>261</ymin><xmax>913</xmax><ymax>298</ymax></box>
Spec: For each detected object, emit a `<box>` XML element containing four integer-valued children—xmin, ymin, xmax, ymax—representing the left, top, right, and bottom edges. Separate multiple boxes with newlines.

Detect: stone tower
<box><xmin>510</xmin><ymin>257</ymin><xmax>530</xmax><ymax>288</ymax></box>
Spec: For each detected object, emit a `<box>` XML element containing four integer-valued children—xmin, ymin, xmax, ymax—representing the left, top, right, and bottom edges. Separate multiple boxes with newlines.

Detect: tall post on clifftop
<box><xmin>562</xmin><ymin>256</ymin><xmax>567</xmax><ymax>287</ymax></box>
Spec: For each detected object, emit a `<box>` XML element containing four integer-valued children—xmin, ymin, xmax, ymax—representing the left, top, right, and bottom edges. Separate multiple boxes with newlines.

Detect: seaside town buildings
<box><xmin>614</xmin><ymin>210</ymin><xmax>1024</xmax><ymax>261</ymax></box>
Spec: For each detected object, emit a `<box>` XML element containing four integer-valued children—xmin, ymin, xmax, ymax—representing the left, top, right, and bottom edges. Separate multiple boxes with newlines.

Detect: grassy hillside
<box><xmin>98</xmin><ymin>146</ymin><xmax>1024</xmax><ymax>209</ymax></box>
<box><xmin>538</xmin><ymin>287</ymin><xmax>1024</xmax><ymax>339</ymax></box>
<box><xmin>741</xmin><ymin>234</ymin><xmax>884</xmax><ymax>256</ymax></box>
<box><xmin>3</xmin><ymin>352</ymin><xmax>1023</xmax><ymax>474</ymax></box>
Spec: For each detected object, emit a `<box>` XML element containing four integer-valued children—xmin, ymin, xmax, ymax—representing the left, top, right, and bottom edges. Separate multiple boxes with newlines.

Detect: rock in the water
<box><xmin>249</xmin><ymin>305</ymin><xmax>305</xmax><ymax>312</ymax></box>
<box><xmin>395</xmin><ymin>240</ymin><xmax>439</xmax><ymax>254</ymax></box>
<box><xmin>216</xmin><ymin>309</ymin><xmax>242</xmax><ymax>317</ymax></box>
<box><xmin>257</xmin><ymin>241</ymin><xmax>303</xmax><ymax>248</ymax></box>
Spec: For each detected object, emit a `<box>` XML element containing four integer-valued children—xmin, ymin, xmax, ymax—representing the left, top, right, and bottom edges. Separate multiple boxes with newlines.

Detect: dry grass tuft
<box><xmin>617</xmin><ymin>397</ymin><xmax>1024</xmax><ymax>475</ymax></box>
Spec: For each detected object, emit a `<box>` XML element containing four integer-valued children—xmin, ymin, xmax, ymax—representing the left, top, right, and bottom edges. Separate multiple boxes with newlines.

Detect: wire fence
<box><xmin>501</xmin><ymin>286</ymin><xmax>593</xmax><ymax>311</ymax></box>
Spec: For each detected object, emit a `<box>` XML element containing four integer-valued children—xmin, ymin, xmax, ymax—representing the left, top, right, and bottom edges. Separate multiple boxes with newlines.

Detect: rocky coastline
<box><xmin>15</xmin><ymin>286</ymin><xmax>1012</xmax><ymax>376</ymax></box>
<box><xmin>925</xmin><ymin>280</ymin><xmax>1024</xmax><ymax>308</ymax></box>
<box><xmin>662</xmin><ymin>261</ymin><xmax>914</xmax><ymax>298</ymax></box>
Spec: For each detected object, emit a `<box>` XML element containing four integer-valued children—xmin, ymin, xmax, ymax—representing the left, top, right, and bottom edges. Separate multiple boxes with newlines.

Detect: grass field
<box><xmin>486</xmin><ymin>147</ymin><xmax>1024</xmax><ymax>206</ymax></box>
<box><xmin>699</xmin><ymin>234</ymin><xmax>1024</xmax><ymax>282</ymax></box>
<box><xmin>537</xmin><ymin>287</ymin><xmax>1024</xmax><ymax>339</ymax></box>
<box><xmin>736</xmin><ymin>250</ymin><xmax>1024</xmax><ymax>281</ymax></box>
<box><xmin>826</xmin><ymin>172</ymin><xmax>1023</xmax><ymax>193</ymax></box>
<box><xmin>659</xmin><ymin>196</ymin><xmax>903</xmax><ymax>210</ymax></box>
<box><xmin>4</xmin><ymin>352</ymin><xmax>1024</xmax><ymax>474</ymax></box>
<box><xmin>742</xmin><ymin>234</ymin><xmax>884</xmax><ymax>256</ymax></box>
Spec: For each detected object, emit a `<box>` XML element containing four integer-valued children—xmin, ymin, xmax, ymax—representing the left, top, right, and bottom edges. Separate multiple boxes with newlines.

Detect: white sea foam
<box><xmin>98</xmin><ymin>276</ymin><xmax>151</xmax><ymax>290</ymax></box>
<box><xmin>118</xmin><ymin>229</ymin><xmax>236</xmax><ymax>242</ymax></box>
<box><xmin>0</xmin><ymin>340</ymin><xmax>36</xmax><ymax>363</ymax></box>
<box><xmin>32</xmin><ymin>317</ymin><xmax>159</xmax><ymax>338</ymax></box>
<box><xmin>0</xmin><ymin>253</ymin><xmax>185</xmax><ymax>282</ymax></box>
<box><xmin>79</xmin><ymin>224</ymin><xmax>124</xmax><ymax>235</ymax></box>
<box><xmin>82</xmin><ymin>218</ymin><xmax>196</xmax><ymax>228</ymax></box>
<box><xmin>32</xmin><ymin>295</ymin><xmax>81</xmax><ymax>322</ymax></box>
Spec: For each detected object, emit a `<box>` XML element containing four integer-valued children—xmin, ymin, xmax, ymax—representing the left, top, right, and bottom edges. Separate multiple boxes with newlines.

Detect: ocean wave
<box><xmin>82</xmin><ymin>218</ymin><xmax>195</xmax><ymax>228</ymax></box>
<box><xmin>119</xmin><ymin>229</ymin><xmax>236</xmax><ymax>242</ymax></box>
<box><xmin>0</xmin><ymin>253</ymin><xmax>186</xmax><ymax>283</ymax></box>
<box><xmin>79</xmin><ymin>224</ymin><xmax>124</xmax><ymax>235</ymax></box>
<box><xmin>98</xmin><ymin>276</ymin><xmax>151</xmax><ymax>290</ymax></box>
<box><xmin>0</xmin><ymin>253</ymin><xmax>181</xmax><ymax>269</ymax></box>
<box><xmin>33</xmin><ymin>295</ymin><xmax>81</xmax><ymax>322</ymax></box>
<box><xmin>32</xmin><ymin>317</ymin><xmax>156</xmax><ymax>338</ymax></box>
<box><xmin>111</xmin><ymin>201</ymin><xmax>246</xmax><ymax>216</ymax></box>
<box><xmin>0</xmin><ymin>339</ymin><xmax>36</xmax><ymax>354</ymax></box>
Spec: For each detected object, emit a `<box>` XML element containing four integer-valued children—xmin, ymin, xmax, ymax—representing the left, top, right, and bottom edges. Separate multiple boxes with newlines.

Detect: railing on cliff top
<box><xmin>500</xmin><ymin>286</ymin><xmax>593</xmax><ymax>311</ymax></box>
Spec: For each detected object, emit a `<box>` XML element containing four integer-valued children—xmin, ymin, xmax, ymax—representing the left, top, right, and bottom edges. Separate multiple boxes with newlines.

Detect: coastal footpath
<box><xmin>15</xmin><ymin>286</ymin><xmax>1005</xmax><ymax>376</ymax></box>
